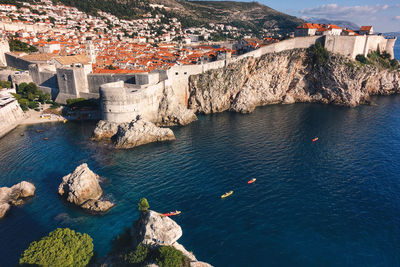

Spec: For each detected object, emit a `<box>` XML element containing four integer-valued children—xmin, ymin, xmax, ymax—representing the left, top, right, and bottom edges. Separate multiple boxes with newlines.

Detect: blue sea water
<box><xmin>395</xmin><ymin>40</ymin><xmax>400</xmax><ymax>60</ymax></box>
<box><xmin>2</xmin><ymin>97</ymin><xmax>400</xmax><ymax>266</ymax></box>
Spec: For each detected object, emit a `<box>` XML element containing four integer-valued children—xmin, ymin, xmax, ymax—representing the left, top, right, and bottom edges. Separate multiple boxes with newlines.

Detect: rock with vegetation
<box><xmin>188</xmin><ymin>45</ymin><xmax>400</xmax><ymax>113</ymax></box>
<box><xmin>58</xmin><ymin>163</ymin><xmax>114</xmax><ymax>212</ymax></box>
<box><xmin>19</xmin><ymin>228</ymin><xmax>93</xmax><ymax>267</ymax></box>
<box><xmin>12</xmin><ymin>82</ymin><xmax>51</xmax><ymax>111</ymax></box>
<box><xmin>113</xmin><ymin>118</ymin><xmax>175</xmax><ymax>149</ymax></box>
<box><xmin>0</xmin><ymin>181</ymin><xmax>36</xmax><ymax>219</ymax></box>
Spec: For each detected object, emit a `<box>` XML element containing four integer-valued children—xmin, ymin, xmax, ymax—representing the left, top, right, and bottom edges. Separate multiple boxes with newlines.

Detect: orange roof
<box><xmin>360</xmin><ymin>26</ymin><xmax>372</xmax><ymax>31</ymax></box>
<box><xmin>297</xmin><ymin>23</ymin><xmax>320</xmax><ymax>29</ymax></box>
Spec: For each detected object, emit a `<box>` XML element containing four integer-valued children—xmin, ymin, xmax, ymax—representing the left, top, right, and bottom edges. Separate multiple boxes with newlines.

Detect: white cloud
<box><xmin>300</xmin><ymin>3</ymin><xmax>392</xmax><ymax>18</ymax></box>
<box><xmin>395</xmin><ymin>16</ymin><xmax>400</xmax><ymax>21</ymax></box>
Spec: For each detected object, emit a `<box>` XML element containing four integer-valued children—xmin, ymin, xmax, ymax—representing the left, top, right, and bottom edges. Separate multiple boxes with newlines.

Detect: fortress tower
<box><xmin>85</xmin><ymin>37</ymin><xmax>97</xmax><ymax>64</ymax></box>
<box><xmin>0</xmin><ymin>37</ymin><xmax>10</xmax><ymax>67</ymax></box>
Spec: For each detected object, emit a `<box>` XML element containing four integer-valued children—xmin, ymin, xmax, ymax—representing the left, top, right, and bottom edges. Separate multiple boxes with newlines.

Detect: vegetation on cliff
<box><xmin>356</xmin><ymin>51</ymin><xmax>399</xmax><ymax>70</ymax></box>
<box><xmin>19</xmin><ymin>228</ymin><xmax>94</xmax><ymax>266</ymax></box>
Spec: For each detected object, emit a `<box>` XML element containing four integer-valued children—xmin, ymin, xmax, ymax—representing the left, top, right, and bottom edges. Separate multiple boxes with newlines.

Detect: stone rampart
<box><xmin>0</xmin><ymin>98</ymin><xmax>24</xmax><ymax>138</ymax></box>
<box><xmin>5</xmin><ymin>53</ymin><xmax>32</xmax><ymax>70</ymax></box>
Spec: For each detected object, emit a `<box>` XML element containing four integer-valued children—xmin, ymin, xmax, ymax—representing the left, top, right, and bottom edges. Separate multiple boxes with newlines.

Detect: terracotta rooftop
<box><xmin>22</xmin><ymin>53</ymin><xmax>57</xmax><ymax>62</ymax></box>
<box><xmin>53</xmin><ymin>55</ymin><xmax>90</xmax><ymax>65</ymax></box>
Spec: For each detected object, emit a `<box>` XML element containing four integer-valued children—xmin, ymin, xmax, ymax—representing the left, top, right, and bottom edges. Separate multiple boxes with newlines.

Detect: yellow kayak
<box><xmin>221</xmin><ymin>190</ymin><xmax>234</xmax><ymax>198</ymax></box>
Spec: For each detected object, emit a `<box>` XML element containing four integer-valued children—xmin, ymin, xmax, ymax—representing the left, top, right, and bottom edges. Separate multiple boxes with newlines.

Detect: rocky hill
<box><xmin>48</xmin><ymin>0</ymin><xmax>303</xmax><ymax>36</ymax></box>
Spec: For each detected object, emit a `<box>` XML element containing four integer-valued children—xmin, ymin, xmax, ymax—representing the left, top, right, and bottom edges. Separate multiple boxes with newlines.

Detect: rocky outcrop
<box><xmin>58</xmin><ymin>163</ymin><xmax>114</xmax><ymax>212</ymax></box>
<box><xmin>157</xmin><ymin>86</ymin><xmax>198</xmax><ymax>126</ymax></box>
<box><xmin>93</xmin><ymin>118</ymin><xmax>176</xmax><ymax>149</ymax></box>
<box><xmin>188</xmin><ymin>49</ymin><xmax>400</xmax><ymax>114</ymax></box>
<box><xmin>0</xmin><ymin>181</ymin><xmax>36</xmax><ymax>219</ymax></box>
<box><xmin>114</xmin><ymin>118</ymin><xmax>175</xmax><ymax>149</ymax></box>
<box><xmin>133</xmin><ymin>210</ymin><xmax>213</xmax><ymax>267</ymax></box>
<box><xmin>91</xmin><ymin>120</ymin><xmax>119</xmax><ymax>141</ymax></box>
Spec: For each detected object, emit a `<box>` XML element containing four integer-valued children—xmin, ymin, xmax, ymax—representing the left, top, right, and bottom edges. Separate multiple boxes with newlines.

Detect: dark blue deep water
<box><xmin>2</xmin><ymin>96</ymin><xmax>400</xmax><ymax>266</ymax></box>
<box><xmin>395</xmin><ymin>40</ymin><xmax>400</xmax><ymax>60</ymax></box>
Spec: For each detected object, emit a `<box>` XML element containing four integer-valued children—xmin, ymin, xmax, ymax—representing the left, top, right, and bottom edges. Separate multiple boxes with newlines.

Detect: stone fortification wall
<box><xmin>5</xmin><ymin>53</ymin><xmax>33</xmax><ymax>70</ymax></box>
<box><xmin>0</xmin><ymin>40</ymin><xmax>10</xmax><ymax>67</ymax></box>
<box><xmin>10</xmin><ymin>71</ymin><xmax>33</xmax><ymax>86</ymax></box>
<box><xmin>56</xmin><ymin>67</ymin><xmax>89</xmax><ymax>103</ymax></box>
<box><xmin>29</xmin><ymin>64</ymin><xmax>58</xmax><ymax>89</ymax></box>
<box><xmin>88</xmin><ymin>74</ymin><xmax>136</xmax><ymax>94</ymax></box>
<box><xmin>100</xmin><ymin>81</ymin><xmax>165</xmax><ymax>123</ymax></box>
<box><xmin>0</xmin><ymin>99</ymin><xmax>24</xmax><ymax>138</ymax></box>
<box><xmin>0</xmin><ymin>22</ymin><xmax>52</xmax><ymax>33</ymax></box>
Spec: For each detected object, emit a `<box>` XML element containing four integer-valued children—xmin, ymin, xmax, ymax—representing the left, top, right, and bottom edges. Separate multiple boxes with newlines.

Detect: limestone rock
<box><xmin>92</xmin><ymin>120</ymin><xmax>120</xmax><ymax>141</ymax></box>
<box><xmin>0</xmin><ymin>181</ymin><xmax>36</xmax><ymax>219</ymax></box>
<box><xmin>133</xmin><ymin>210</ymin><xmax>183</xmax><ymax>246</ymax></box>
<box><xmin>113</xmin><ymin>118</ymin><xmax>175</xmax><ymax>149</ymax></box>
<box><xmin>157</xmin><ymin>86</ymin><xmax>197</xmax><ymax>126</ymax></box>
<box><xmin>58</xmin><ymin>163</ymin><xmax>114</xmax><ymax>212</ymax></box>
<box><xmin>190</xmin><ymin>262</ymin><xmax>214</xmax><ymax>267</ymax></box>
<box><xmin>188</xmin><ymin>49</ymin><xmax>400</xmax><ymax>114</ymax></box>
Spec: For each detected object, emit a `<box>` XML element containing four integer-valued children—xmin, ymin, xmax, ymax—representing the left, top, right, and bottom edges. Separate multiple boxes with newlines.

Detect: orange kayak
<box><xmin>312</xmin><ymin>137</ymin><xmax>319</xmax><ymax>142</ymax></box>
<box><xmin>247</xmin><ymin>178</ymin><xmax>256</xmax><ymax>184</ymax></box>
<box><xmin>162</xmin><ymin>211</ymin><xmax>181</xmax><ymax>217</ymax></box>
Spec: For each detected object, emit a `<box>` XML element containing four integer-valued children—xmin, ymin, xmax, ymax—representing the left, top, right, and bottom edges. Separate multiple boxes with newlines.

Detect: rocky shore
<box><xmin>188</xmin><ymin>48</ymin><xmax>400</xmax><ymax>114</ymax></box>
<box><xmin>92</xmin><ymin>117</ymin><xmax>176</xmax><ymax>149</ymax></box>
<box><xmin>0</xmin><ymin>181</ymin><xmax>36</xmax><ymax>219</ymax></box>
<box><xmin>58</xmin><ymin>163</ymin><xmax>114</xmax><ymax>212</ymax></box>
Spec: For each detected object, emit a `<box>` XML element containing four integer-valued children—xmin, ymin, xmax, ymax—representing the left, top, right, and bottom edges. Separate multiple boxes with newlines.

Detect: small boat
<box><xmin>221</xmin><ymin>191</ymin><xmax>233</xmax><ymax>198</ymax></box>
<box><xmin>162</xmin><ymin>211</ymin><xmax>181</xmax><ymax>217</ymax></box>
<box><xmin>43</xmin><ymin>137</ymin><xmax>49</xmax><ymax>140</ymax></box>
<box><xmin>247</xmin><ymin>178</ymin><xmax>256</xmax><ymax>184</ymax></box>
<box><xmin>312</xmin><ymin>137</ymin><xmax>319</xmax><ymax>142</ymax></box>
<box><xmin>63</xmin><ymin>119</ymin><xmax>67</xmax><ymax>124</ymax></box>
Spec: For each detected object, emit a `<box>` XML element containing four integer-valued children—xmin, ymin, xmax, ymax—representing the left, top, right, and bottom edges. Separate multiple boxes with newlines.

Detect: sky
<box><xmin>258</xmin><ymin>0</ymin><xmax>400</xmax><ymax>32</ymax></box>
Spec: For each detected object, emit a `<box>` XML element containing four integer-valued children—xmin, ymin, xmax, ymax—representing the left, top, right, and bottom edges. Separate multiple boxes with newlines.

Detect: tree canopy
<box><xmin>19</xmin><ymin>228</ymin><xmax>94</xmax><ymax>267</ymax></box>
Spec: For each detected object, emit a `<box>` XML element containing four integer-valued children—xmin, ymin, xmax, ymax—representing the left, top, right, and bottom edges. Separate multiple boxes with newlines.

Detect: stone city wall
<box><xmin>0</xmin><ymin>99</ymin><xmax>24</xmax><ymax>139</ymax></box>
<box><xmin>5</xmin><ymin>53</ymin><xmax>33</xmax><ymax>70</ymax></box>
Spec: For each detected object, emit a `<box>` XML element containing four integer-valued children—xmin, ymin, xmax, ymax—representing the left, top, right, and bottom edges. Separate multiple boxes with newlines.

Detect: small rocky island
<box><xmin>92</xmin><ymin>117</ymin><xmax>175</xmax><ymax>149</ymax></box>
<box><xmin>58</xmin><ymin>163</ymin><xmax>114</xmax><ymax>212</ymax></box>
<box><xmin>105</xmin><ymin>198</ymin><xmax>212</xmax><ymax>267</ymax></box>
<box><xmin>0</xmin><ymin>181</ymin><xmax>36</xmax><ymax>219</ymax></box>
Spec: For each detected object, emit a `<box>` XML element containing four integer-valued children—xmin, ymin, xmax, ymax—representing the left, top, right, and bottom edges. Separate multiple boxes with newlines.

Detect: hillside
<box><xmin>308</xmin><ymin>18</ymin><xmax>359</xmax><ymax>30</ymax></box>
<box><xmin>49</xmin><ymin>0</ymin><xmax>303</xmax><ymax>36</ymax></box>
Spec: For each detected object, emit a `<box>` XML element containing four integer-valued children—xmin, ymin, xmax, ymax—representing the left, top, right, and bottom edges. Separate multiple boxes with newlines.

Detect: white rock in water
<box><xmin>58</xmin><ymin>163</ymin><xmax>114</xmax><ymax>212</ymax></box>
<box><xmin>92</xmin><ymin>120</ymin><xmax>120</xmax><ymax>141</ymax></box>
<box><xmin>134</xmin><ymin>210</ymin><xmax>182</xmax><ymax>246</ymax></box>
<box><xmin>0</xmin><ymin>181</ymin><xmax>36</xmax><ymax>219</ymax></box>
<box><xmin>114</xmin><ymin>118</ymin><xmax>175</xmax><ymax>149</ymax></box>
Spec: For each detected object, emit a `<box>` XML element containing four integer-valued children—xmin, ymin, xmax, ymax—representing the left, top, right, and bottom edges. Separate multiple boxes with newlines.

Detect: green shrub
<box><xmin>18</xmin><ymin>98</ymin><xmax>29</xmax><ymax>111</ymax></box>
<box><xmin>124</xmin><ymin>243</ymin><xmax>149</xmax><ymax>264</ymax></box>
<box><xmin>356</xmin><ymin>54</ymin><xmax>368</xmax><ymax>64</ymax></box>
<box><xmin>66</xmin><ymin>98</ymin><xmax>98</xmax><ymax>109</ymax></box>
<box><xmin>28</xmin><ymin>101</ymin><xmax>39</xmax><ymax>109</ymax></box>
<box><xmin>9</xmin><ymin>39</ymin><xmax>38</xmax><ymax>53</ymax></box>
<box><xmin>138</xmin><ymin>197</ymin><xmax>149</xmax><ymax>212</ymax></box>
<box><xmin>19</xmin><ymin>228</ymin><xmax>94</xmax><ymax>267</ymax></box>
<box><xmin>156</xmin><ymin>246</ymin><xmax>188</xmax><ymax>267</ymax></box>
<box><xmin>311</xmin><ymin>42</ymin><xmax>330</xmax><ymax>65</ymax></box>
<box><xmin>50</xmin><ymin>102</ymin><xmax>61</xmax><ymax>109</ymax></box>
<box><xmin>0</xmin><ymin>80</ymin><xmax>11</xmax><ymax>88</ymax></box>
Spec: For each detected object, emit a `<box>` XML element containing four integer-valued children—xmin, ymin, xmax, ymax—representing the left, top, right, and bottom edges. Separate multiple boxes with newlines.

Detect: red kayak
<box><xmin>162</xmin><ymin>211</ymin><xmax>181</xmax><ymax>217</ymax></box>
<box><xmin>248</xmin><ymin>178</ymin><xmax>256</xmax><ymax>184</ymax></box>
<box><xmin>312</xmin><ymin>137</ymin><xmax>319</xmax><ymax>142</ymax></box>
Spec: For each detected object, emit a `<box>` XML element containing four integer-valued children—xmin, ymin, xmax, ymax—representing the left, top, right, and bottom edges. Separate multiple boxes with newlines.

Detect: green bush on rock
<box><xmin>124</xmin><ymin>243</ymin><xmax>150</xmax><ymax>264</ymax></box>
<box><xmin>138</xmin><ymin>197</ymin><xmax>149</xmax><ymax>212</ymax></box>
<box><xmin>156</xmin><ymin>246</ymin><xmax>190</xmax><ymax>267</ymax></box>
<box><xmin>19</xmin><ymin>228</ymin><xmax>94</xmax><ymax>267</ymax></box>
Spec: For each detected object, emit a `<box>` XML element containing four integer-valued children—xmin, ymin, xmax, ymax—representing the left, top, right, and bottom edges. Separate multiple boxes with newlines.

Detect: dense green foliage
<box><xmin>310</xmin><ymin>42</ymin><xmax>330</xmax><ymax>65</ymax></box>
<box><xmin>124</xmin><ymin>243</ymin><xmax>150</xmax><ymax>265</ymax></box>
<box><xmin>9</xmin><ymin>39</ymin><xmax>38</xmax><ymax>53</ymax></box>
<box><xmin>0</xmin><ymin>80</ymin><xmax>11</xmax><ymax>89</ymax></box>
<box><xmin>156</xmin><ymin>246</ymin><xmax>190</xmax><ymax>267</ymax></box>
<box><xmin>356</xmin><ymin>51</ymin><xmax>399</xmax><ymax>70</ymax></box>
<box><xmin>66</xmin><ymin>98</ymin><xmax>98</xmax><ymax>109</ymax></box>
<box><xmin>13</xmin><ymin>82</ymin><xmax>51</xmax><ymax>111</ymax></box>
<box><xmin>19</xmin><ymin>228</ymin><xmax>94</xmax><ymax>267</ymax></box>
<box><xmin>138</xmin><ymin>197</ymin><xmax>150</xmax><ymax>212</ymax></box>
<box><xmin>52</xmin><ymin>0</ymin><xmax>150</xmax><ymax>19</ymax></box>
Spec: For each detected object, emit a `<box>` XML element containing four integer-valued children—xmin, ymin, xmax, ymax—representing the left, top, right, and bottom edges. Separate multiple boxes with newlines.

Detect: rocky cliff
<box><xmin>188</xmin><ymin>48</ymin><xmax>400</xmax><ymax>114</ymax></box>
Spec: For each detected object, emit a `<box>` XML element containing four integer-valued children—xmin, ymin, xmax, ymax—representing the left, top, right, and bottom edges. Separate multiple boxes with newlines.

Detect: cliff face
<box><xmin>188</xmin><ymin>49</ymin><xmax>400</xmax><ymax>114</ymax></box>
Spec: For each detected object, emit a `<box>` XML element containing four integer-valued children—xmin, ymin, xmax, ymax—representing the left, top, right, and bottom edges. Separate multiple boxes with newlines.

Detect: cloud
<box><xmin>395</xmin><ymin>16</ymin><xmax>400</xmax><ymax>21</ymax></box>
<box><xmin>300</xmin><ymin>3</ymin><xmax>392</xmax><ymax>19</ymax></box>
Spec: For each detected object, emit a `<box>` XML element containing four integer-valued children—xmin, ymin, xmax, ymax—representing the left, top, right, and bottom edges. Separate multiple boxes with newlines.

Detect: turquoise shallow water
<box><xmin>2</xmin><ymin>96</ymin><xmax>400</xmax><ymax>266</ymax></box>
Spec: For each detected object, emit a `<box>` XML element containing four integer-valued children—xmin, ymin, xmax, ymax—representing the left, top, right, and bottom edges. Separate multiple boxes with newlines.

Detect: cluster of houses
<box><xmin>295</xmin><ymin>23</ymin><xmax>374</xmax><ymax>37</ymax></box>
